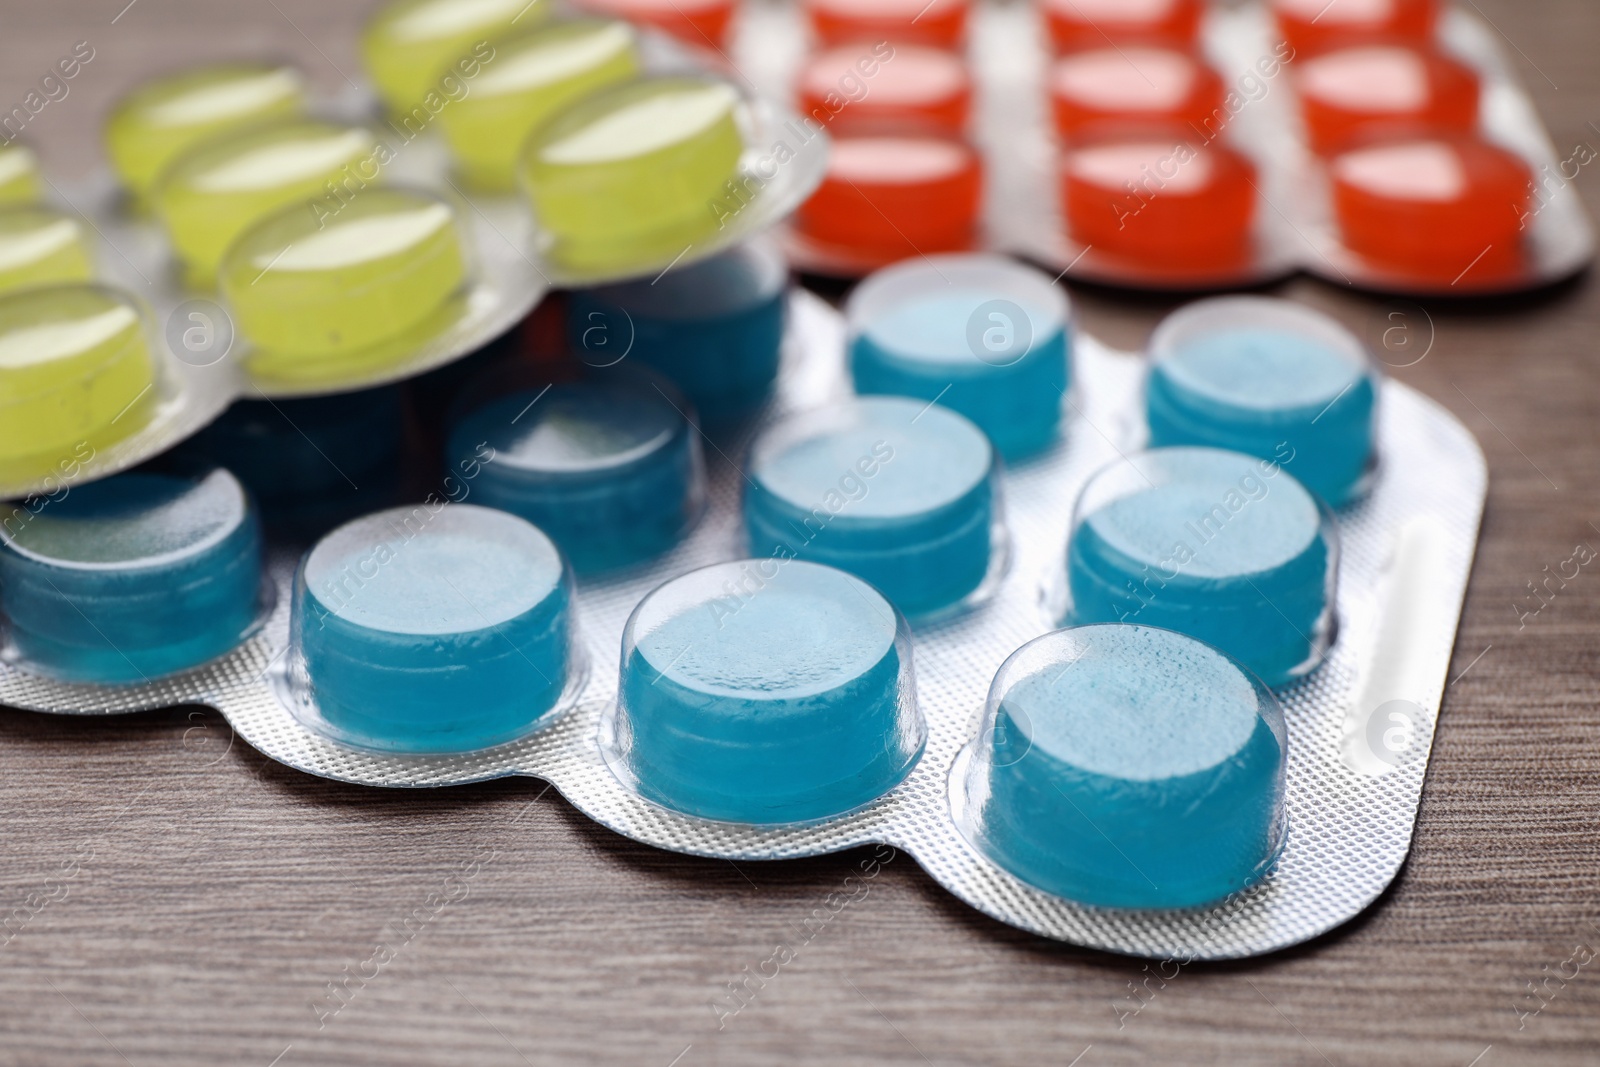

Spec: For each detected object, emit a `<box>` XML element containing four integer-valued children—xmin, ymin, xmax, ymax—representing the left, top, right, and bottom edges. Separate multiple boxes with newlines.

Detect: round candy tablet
<box><xmin>519</xmin><ymin>76</ymin><xmax>746</xmax><ymax>273</ymax></box>
<box><xmin>436</xmin><ymin>19</ymin><xmax>640</xmax><ymax>192</ymax></box>
<box><xmin>0</xmin><ymin>208</ymin><xmax>94</xmax><ymax>296</ymax></box>
<box><xmin>1147</xmin><ymin>296</ymin><xmax>1379</xmax><ymax>506</ymax></box>
<box><xmin>0</xmin><ymin>469</ymin><xmax>263</xmax><ymax>683</ymax></box>
<box><xmin>447</xmin><ymin>377</ymin><xmax>706</xmax><ymax>573</ymax></box>
<box><xmin>1060</xmin><ymin>130</ymin><xmax>1257</xmax><ymax>273</ymax></box>
<box><xmin>804</xmin><ymin>0</ymin><xmax>969</xmax><ymax>49</ymax></box>
<box><xmin>361</xmin><ymin>0</ymin><xmax>548</xmax><ymax>115</ymax></box>
<box><xmin>0</xmin><ymin>285</ymin><xmax>155</xmax><ymax>482</ymax></box>
<box><xmin>576</xmin><ymin>0</ymin><xmax>735</xmax><ymax>46</ymax></box>
<box><xmin>177</xmin><ymin>386</ymin><xmax>404</xmax><ymax>540</ymax></box>
<box><xmin>1330</xmin><ymin>133</ymin><xmax>1531</xmax><ymax>283</ymax></box>
<box><xmin>567</xmin><ymin>240</ymin><xmax>787</xmax><ymax>424</ymax></box>
<box><xmin>1295</xmin><ymin>45</ymin><xmax>1478</xmax><ymax>154</ymax></box>
<box><xmin>1049</xmin><ymin>47</ymin><xmax>1225</xmax><ymax>141</ymax></box>
<box><xmin>610</xmin><ymin>559</ymin><xmax>923</xmax><ymax>823</ymax></box>
<box><xmin>1064</xmin><ymin>447</ymin><xmax>1338</xmax><ymax>686</ymax></box>
<box><xmin>848</xmin><ymin>254</ymin><xmax>1070</xmax><ymax>460</ymax></box>
<box><xmin>1273</xmin><ymin>0</ymin><xmax>1438</xmax><ymax>56</ymax></box>
<box><xmin>104</xmin><ymin>63</ymin><xmax>307</xmax><ymax>201</ymax></box>
<box><xmin>294</xmin><ymin>504</ymin><xmax>574</xmax><ymax>752</ymax></box>
<box><xmin>797</xmin><ymin>130</ymin><xmax>982</xmax><ymax>264</ymax></box>
<box><xmin>0</xmin><ymin>144</ymin><xmax>43</xmax><ymax>207</ymax></box>
<box><xmin>1041</xmin><ymin>0</ymin><xmax>1203</xmax><ymax>53</ymax></box>
<box><xmin>960</xmin><ymin>624</ymin><xmax>1287</xmax><ymax>909</ymax></box>
<box><xmin>153</xmin><ymin>120</ymin><xmax>380</xmax><ymax>284</ymax></box>
<box><xmin>745</xmin><ymin>396</ymin><xmax>1001</xmax><ymax>617</ymax></box>
<box><xmin>219</xmin><ymin>188</ymin><xmax>466</xmax><ymax>379</ymax></box>
<box><xmin>798</xmin><ymin>43</ymin><xmax>971</xmax><ymax>134</ymax></box>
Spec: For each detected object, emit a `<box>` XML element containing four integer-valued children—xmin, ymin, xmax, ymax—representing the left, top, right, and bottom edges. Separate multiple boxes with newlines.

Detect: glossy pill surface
<box><xmin>0</xmin><ymin>208</ymin><xmax>94</xmax><ymax>295</ymax></box>
<box><xmin>1041</xmin><ymin>0</ymin><xmax>1202</xmax><ymax>53</ymax></box>
<box><xmin>0</xmin><ymin>469</ymin><xmax>263</xmax><ymax>683</ymax></box>
<box><xmin>1064</xmin><ymin>447</ymin><xmax>1337</xmax><ymax>686</ymax></box>
<box><xmin>1330</xmin><ymin>133</ymin><xmax>1531</xmax><ymax>283</ymax></box>
<box><xmin>520</xmin><ymin>76</ymin><xmax>746</xmax><ymax>273</ymax></box>
<box><xmin>154</xmin><ymin>120</ymin><xmax>380</xmax><ymax>284</ymax></box>
<box><xmin>848</xmin><ymin>254</ymin><xmax>1070</xmax><ymax>459</ymax></box>
<box><xmin>436</xmin><ymin>19</ymin><xmax>640</xmax><ymax>191</ymax></box>
<box><xmin>804</xmin><ymin>0</ymin><xmax>969</xmax><ymax>50</ymax></box>
<box><xmin>1146</xmin><ymin>296</ymin><xmax>1379</xmax><ymax>506</ymax></box>
<box><xmin>745</xmin><ymin>396</ymin><xmax>1000</xmax><ymax>617</ymax></box>
<box><xmin>1061</xmin><ymin>131</ymin><xmax>1256</xmax><ymax>274</ymax></box>
<box><xmin>611</xmin><ymin>559</ymin><xmax>923</xmax><ymax>823</ymax></box>
<box><xmin>962</xmin><ymin>623</ymin><xmax>1288</xmax><ymax>908</ymax></box>
<box><xmin>447</xmin><ymin>378</ymin><xmax>705</xmax><ymax>573</ymax></box>
<box><xmin>362</xmin><ymin>0</ymin><xmax>548</xmax><ymax>114</ymax></box>
<box><xmin>296</xmin><ymin>504</ymin><xmax>574</xmax><ymax>752</ymax></box>
<box><xmin>577</xmin><ymin>0</ymin><xmax>735</xmax><ymax>46</ymax></box>
<box><xmin>798</xmin><ymin>43</ymin><xmax>971</xmax><ymax>133</ymax></box>
<box><xmin>1295</xmin><ymin>45</ymin><xmax>1478</xmax><ymax>154</ymax></box>
<box><xmin>1273</xmin><ymin>0</ymin><xmax>1438</xmax><ymax>56</ymax></box>
<box><xmin>1049</xmin><ymin>47</ymin><xmax>1224</xmax><ymax>141</ymax></box>
<box><xmin>104</xmin><ymin>64</ymin><xmax>307</xmax><ymax>200</ymax></box>
<box><xmin>798</xmin><ymin>130</ymin><xmax>982</xmax><ymax>264</ymax></box>
<box><xmin>0</xmin><ymin>285</ymin><xmax>154</xmax><ymax>481</ymax></box>
<box><xmin>220</xmin><ymin>188</ymin><xmax>466</xmax><ymax>379</ymax></box>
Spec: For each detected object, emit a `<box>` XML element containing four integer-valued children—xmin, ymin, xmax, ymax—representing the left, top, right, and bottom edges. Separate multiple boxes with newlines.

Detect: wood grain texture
<box><xmin>2</xmin><ymin>2</ymin><xmax>1598</xmax><ymax>1064</ymax></box>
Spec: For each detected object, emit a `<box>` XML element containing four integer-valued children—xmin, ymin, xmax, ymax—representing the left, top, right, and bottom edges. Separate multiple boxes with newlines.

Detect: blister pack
<box><xmin>0</xmin><ymin>253</ymin><xmax>1486</xmax><ymax>958</ymax></box>
<box><xmin>1</xmin><ymin>10</ymin><xmax>825</xmax><ymax>501</ymax></box>
<box><xmin>736</xmin><ymin>0</ymin><xmax>1593</xmax><ymax>294</ymax></box>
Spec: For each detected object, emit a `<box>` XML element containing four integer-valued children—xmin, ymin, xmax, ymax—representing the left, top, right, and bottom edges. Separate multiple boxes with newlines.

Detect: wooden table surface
<box><xmin>2</xmin><ymin>2</ymin><xmax>1598</xmax><ymax>1064</ymax></box>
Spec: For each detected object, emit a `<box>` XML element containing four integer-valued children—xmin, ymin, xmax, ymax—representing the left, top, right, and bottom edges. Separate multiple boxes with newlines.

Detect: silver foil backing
<box><xmin>0</xmin><ymin>290</ymin><xmax>1487</xmax><ymax>959</ymax></box>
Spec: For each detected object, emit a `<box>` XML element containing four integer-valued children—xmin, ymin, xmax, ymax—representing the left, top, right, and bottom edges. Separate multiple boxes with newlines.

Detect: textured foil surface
<box><xmin>1</xmin><ymin>289</ymin><xmax>1487</xmax><ymax>959</ymax></box>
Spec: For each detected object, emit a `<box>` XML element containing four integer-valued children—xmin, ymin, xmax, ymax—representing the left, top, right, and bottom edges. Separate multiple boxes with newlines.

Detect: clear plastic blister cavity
<box><xmin>1</xmin><ymin>264</ymin><xmax>1489</xmax><ymax>959</ymax></box>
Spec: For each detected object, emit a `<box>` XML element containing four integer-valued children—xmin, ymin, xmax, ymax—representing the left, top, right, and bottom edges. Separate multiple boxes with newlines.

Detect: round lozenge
<box><xmin>566</xmin><ymin>240</ymin><xmax>787</xmax><ymax>423</ymax></box>
<box><xmin>576</xmin><ymin>0</ymin><xmax>735</xmax><ymax>46</ymax></box>
<box><xmin>798</xmin><ymin>43</ymin><xmax>971</xmax><ymax>134</ymax></box>
<box><xmin>847</xmin><ymin>254</ymin><xmax>1071</xmax><ymax>460</ymax></box>
<box><xmin>1330</xmin><ymin>133</ymin><xmax>1531</xmax><ymax>284</ymax></box>
<box><xmin>1063</xmin><ymin>447</ymin><xmax>1338</xmax><ymax>686</ymax></box>
<box><xmin>1146</xmin><ymin>296</ymin><xmax>1379</xmax><ymax>506</ymax></box>
<box><xmin>295</xmin><ymin>504</ymin><xmax>574</xmax><ymax>752</ymax></box>
<box><xmin>436</xmin><ymin>19</ymin><xmax>640</xmax><ymax>192</ymax></box>
<box><xmin>804</xmin><ymin>0</ymin><xmax>969</xmax><ymax>49</ymax></box>
<box><xmin>609</xmin><ymin>559</ymin><xmax>923</xmax><ymax>823</ymax></box>
<box><xmin>797</xmin><ymin>130</ymin><xmax>982</xmax><ymax>264</ymax></box>
<box><xmin>446</xmin><ymin>377</ymin><xmax>706</xmax><ymax>573</ymax></box>
<box><xmin>0</xmin><ymin>144</ymin><xmax>43</xmax><ymax>207</ymax></box>
<box><xmin>153</xmin><ymin>119</ymin><xmax>381</xmax><ymax>283</ymax></box>
<box><xmin>1295</xmin><ymin>45</ymin><xmax>1479</xmax><ymax>155</ymax></box>
<box><xmin>0</xmin><ymin>284</ymin><xmax>155</xmax><ymax>482</ymax></box>
<box><xmin>104</xmin><ymin>63</ymin><xmax>307</xmax><ymax>201</ymax></box>
<box><xmin>1273</xmin><ymin>0</ymin><xmax>1438</xmax><ymax>56</ymax></box>
<box><xmin>0</xmin><ymin>469</ymin><xmax>263</xmax><ymax>683</ymax></box>
<box><xmin>960</xmin><ymin>624</ymin><xmax>1288</xmax><ymax>909</ymax></box>
<box><xmin>519</xmin><ymin>76</ymin><xmax>747</xmax><ymax>273</ymax></box>
<box><xmin>1061</xmin><ymin>130</ymin><xmax>1257</xmax><ymax>273</ymax></box>
<box><xmin>0</xmin><ymin>208</ymin><xmax>94</xmax><ymax>295</ymax></box>
<box><xmin>1041</xmin><ymin>0</ymin><xmax>1202</xmax><ymax>53</ymax></box>
<box><xmin>1049</xmin><ymin>47</ymin><xmax>1225</xmax><ymax>141</ymax></box>
<box><xmin>219</xmin><ymin>188</ymin><xmax>466</xmax><ymax>379</ymax></box>
<box><xmin>745</xmin><ymin>396</ymin><xmax>1001</xmax><ymax>617</ymax></box>
<box><xmin>361</xmin><ymin>0</ymin><xmax>549</xmax><ymax>114</ymax></box>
